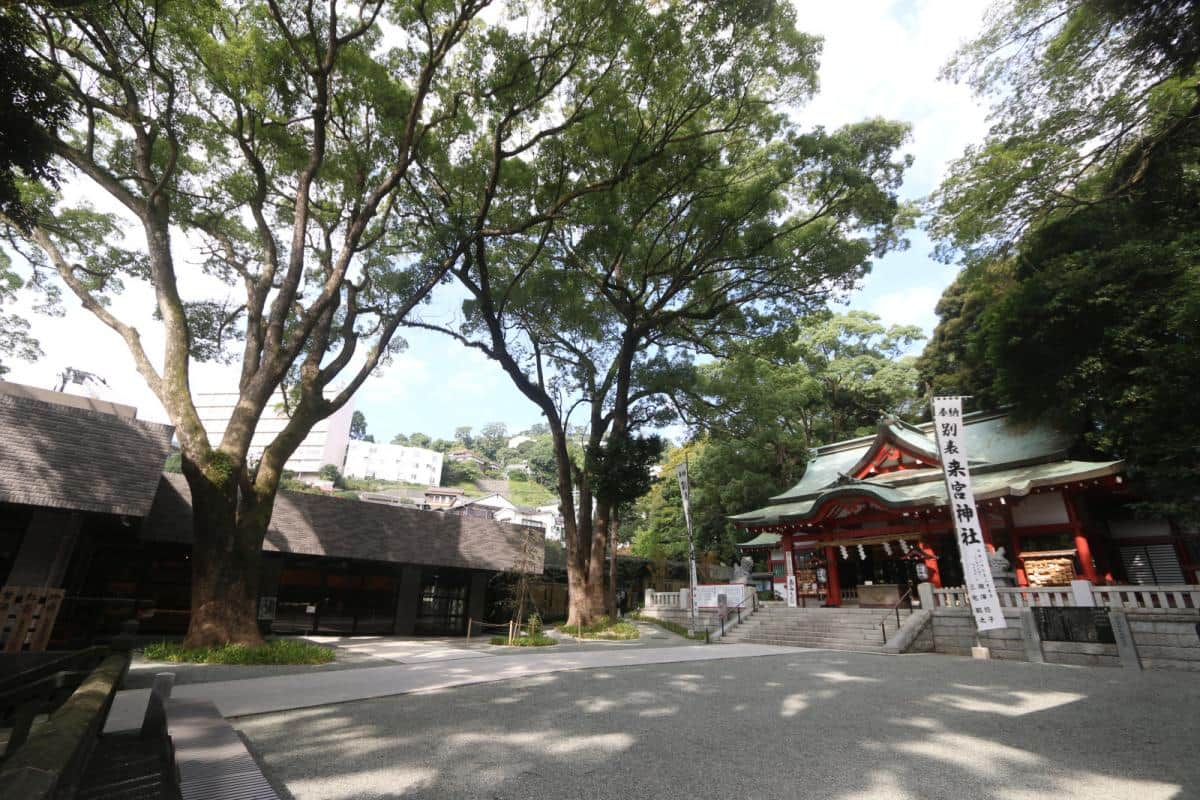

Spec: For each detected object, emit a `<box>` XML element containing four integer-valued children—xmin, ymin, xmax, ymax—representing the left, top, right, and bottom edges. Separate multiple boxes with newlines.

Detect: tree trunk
<box><xmin>181</xmin><ymin>461</ymin><xmax>269</xmax><ymax>648</ymax></box>
<box><xmin>608</xmin><ymin>513</ymin><xmax>619</xmax><ymax>617</ymax></box>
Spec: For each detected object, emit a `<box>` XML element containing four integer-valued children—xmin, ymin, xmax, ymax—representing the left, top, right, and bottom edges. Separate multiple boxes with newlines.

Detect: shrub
<box><xmin>489</xmin><ymin>634</ymin><xmax>557</xmax><ymax>647</ymax></box>
<box><xmin>556</xmin><ymin>617</ymin><xmax>640</xmax><ymax>641</ymax></box>
<box><xmin>525</xmin><ymin>612</ymin><xmax>543</xmax><ymax>638</ymax></box>
<box><xmin>142</xmin><ymin>639</ymin><xmax>335</xmax><ymax>665</ymax></box>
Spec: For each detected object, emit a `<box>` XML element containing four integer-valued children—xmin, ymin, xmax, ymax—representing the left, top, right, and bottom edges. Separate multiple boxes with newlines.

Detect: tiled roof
<box><xmin>730</xmin><ymin>459</ymin><xmax>1123</xmax><ymax>527</ymax></box>
<box><xmin>0</xmin><ymin>392</ymin><xmax>174</xmax><ymax>516</ymax></box>
<box><xmin>142</xmin><ymin>474</ymin><xmax>544</xmax><ymax>573</ymax></box>
<box><xmin>769</xmin><ymin>410</ymin><xmax>1077</xmax><ymax>503</ymax></box>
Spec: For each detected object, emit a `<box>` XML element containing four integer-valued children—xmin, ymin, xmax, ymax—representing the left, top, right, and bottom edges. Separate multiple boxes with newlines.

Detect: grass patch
<box><xmin>489</xmin><ymin>634</ymin><xmax>558</xmax><ymax>647</ymax></box>
<box><xmin>505</xmin><ymin>478</ymin><xmax>555</xmax><ymax>506</ymax></box>
<box><xmin>142</xmin><ymin>639</ymin><xmax>335</xmax><ymax>665</ymax></box>
<box><xmin>556</xmin><ymin>616</ymin><xmax>640</xmax><ymax>641</ymax></box>
<box><xmin>629</xmin><ymin>612</ymin><xmax>709</xmax><ymax>642</ymax></box>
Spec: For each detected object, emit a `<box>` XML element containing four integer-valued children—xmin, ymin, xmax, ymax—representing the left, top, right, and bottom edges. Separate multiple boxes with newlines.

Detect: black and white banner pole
<box><xmin>931</xmin><ymin>397</ymin><xmax>1007</xmax><ymax>632</ymax></box>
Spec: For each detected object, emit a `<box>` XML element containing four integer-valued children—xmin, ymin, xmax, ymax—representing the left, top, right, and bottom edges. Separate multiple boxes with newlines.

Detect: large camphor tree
<box><xmin>2</xmin><ymin>0</ymin><xmax>719</xmax><ymax>646</ymax></box>
<box><xmin>413</xmin><ymin>3</ymin><xmax>914</xmax><ymax>625</ymax></box>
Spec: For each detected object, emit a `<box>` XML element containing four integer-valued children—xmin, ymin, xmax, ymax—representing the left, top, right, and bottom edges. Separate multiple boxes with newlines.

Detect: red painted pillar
<box><xmin>1063</xmin><ymin>492</ymin><xmax>1101</xmax><ymax>584</ymax></box>
<box><xmin>824</xmin><ymin>545</ymin><xmax>841</xmax><ymax>606</ymax></box>
<box><xmin>918</xmin><ymin>519</ymin><xmax>941</xmax><ymax>587</ymax></box>
<box><xmin>782</xmin><ymin>532</ymin><xmax>795</xmax><ymax>604</ymax></box>
<box><xmin>979</xmin><ymin>510</ymin><xmax>996</xmax><ymax>552</ymax></box>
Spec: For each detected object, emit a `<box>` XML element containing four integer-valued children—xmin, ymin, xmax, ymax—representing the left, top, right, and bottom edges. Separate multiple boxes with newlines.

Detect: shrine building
<box><xmin>731</xmin><ymin>410</ymin><xmax>1197</xmax><ymax>607</ymax></box>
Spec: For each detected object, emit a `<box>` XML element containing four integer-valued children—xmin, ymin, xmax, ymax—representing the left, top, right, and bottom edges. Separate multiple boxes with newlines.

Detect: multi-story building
<box><xmin>343</xmin><ymin>440</ymin><xmax>443</xmax><ymax>486</ymax></box>
<box><xmin>194</xmin><ymin>390</ymin><xmax>354</xmax><ymax>477</ymax></box>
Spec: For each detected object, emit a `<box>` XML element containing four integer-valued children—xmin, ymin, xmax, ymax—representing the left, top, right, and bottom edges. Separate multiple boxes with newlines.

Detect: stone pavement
<box><xmin>237</xmin><ymin>649</ymin><xmax>1200</xmax><ymax>800</ymax></box>
<box><xmin>105</xmin><ymin>642</ymin><xmax>793</xmax><ymax>733</ymax></box>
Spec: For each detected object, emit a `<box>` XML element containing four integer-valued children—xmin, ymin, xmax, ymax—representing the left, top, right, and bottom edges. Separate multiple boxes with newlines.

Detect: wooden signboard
<box><xmin>0</xmin><ymin>586</ymin><xmax>66</xmax><ymax>652</ymax></box>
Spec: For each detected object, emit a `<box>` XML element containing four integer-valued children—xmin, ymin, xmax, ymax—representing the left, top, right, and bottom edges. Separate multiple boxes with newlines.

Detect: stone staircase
<box><xmin>720</xmin><ymin>604</ymin><xmax>907</xmax><ymax>653</ymax></box>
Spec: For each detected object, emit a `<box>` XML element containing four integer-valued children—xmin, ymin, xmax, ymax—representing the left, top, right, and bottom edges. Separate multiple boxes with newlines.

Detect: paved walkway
<box><xmin>105</xmin><ymin>642</ymin><xmax>793</xmax><ymax>732</ymax></box>
<box><xmin>237</xmin><ymin>650</ymin><xmax>1200</xmax><ymax>800</ymax></box>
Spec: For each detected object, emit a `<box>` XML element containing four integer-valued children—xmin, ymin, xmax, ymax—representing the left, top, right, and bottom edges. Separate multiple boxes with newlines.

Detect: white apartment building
<box><xmin>343</xmin><ymin>440</ymin><xmax>444</xmax><ymax>486</ymax></box>
<box><xmin>194</xmin><ymin>390</ymin><xmax>355</xmax><ymax>477</ymax></box>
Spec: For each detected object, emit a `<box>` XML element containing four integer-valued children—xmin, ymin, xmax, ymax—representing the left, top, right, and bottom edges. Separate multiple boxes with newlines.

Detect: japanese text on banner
<box><xmin>932</xmin><ymin>397</ymin><xmax>1007</xmax><ymax>631</ymax></box>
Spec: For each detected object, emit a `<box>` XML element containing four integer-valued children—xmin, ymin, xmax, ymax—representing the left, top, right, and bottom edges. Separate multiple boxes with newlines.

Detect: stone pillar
<box><xmin>917</xmin><ymin>581</ymin><xmax>935</xmax><ymax>610</ymax></box>
<box><xmin>678</xmin><ymin>587</ymin><xmax>690</xmax><ymax>614</ymax></box>
<box><xmin>392</xmin><ymin>565</ymin><xmax>423</xmax><ymax>636</ymax></box>
<box><xmin>644</xmin><ymin>588</ymin><xmax>656</xmax><ymax>608</ymax></box>
<box><xmin>5</xmin><ymin>509</ymin><xmax>83</xmax><ymax>587</ymax></box>
<box><xmin>1018</xmin><ymin>608</ymin><xmax>1045</xmax><ymax>663</ymax></box>
<box><xmin>1109</xmin><ymin>610</ymin><xmax>1142</xmax><ymax>670</ymax></box>
<box><xmin>1069</xmin><ymin>579</ymin><xmax>1095</xmax><ymax>607</ymax></box>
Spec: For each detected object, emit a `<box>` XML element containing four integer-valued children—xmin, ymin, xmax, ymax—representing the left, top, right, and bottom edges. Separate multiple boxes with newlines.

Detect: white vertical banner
<box><xmin>676</xmin><ymin>459</ymin><xmax>700</xmax><ymax>628</ymax></box>
<box><xmin>784</xmin><ymin>549</ymin><xmax>797</xmax><ymax>607</ymax></box>
<box><xmin>931</xmin><ymin>397</ymin><xmax>1007</xmax><ymax>631</ymax></box>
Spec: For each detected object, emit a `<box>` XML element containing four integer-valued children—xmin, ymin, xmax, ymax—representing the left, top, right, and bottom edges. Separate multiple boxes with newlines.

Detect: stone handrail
<box><xmin>1092</xmin><ymin>585</ymin><xmax>1198</xmax><ymax>611</ymax></box>
<box><xmin>934</xmin><ymin>582</ymin><xmax>1200</xmax><ymax>611</ymax></box>
<box><xmin>645</xmin><ymin>589</ymin><xmax>681</xmax><ymax>608</ymax></box>
<box><xmin>0</xmin><ymin>651</ymin><xmax>131</xmax><ymax>800</ymax></box>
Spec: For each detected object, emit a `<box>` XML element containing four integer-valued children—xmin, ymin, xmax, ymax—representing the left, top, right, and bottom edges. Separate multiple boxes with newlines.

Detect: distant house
<box><xmin>424</xmin><ymin>486</ymin><xmax>466</xmax><ymax>509</ymax></box>
<box><xmin>448</xmin><ymin>450</ymin><xmax>499</xmax><ymax>470</ymax></box>
<box><xmin>506</xmin><ymin>435</ymin><xmax>534</xmax><ymax>449</ymax></box>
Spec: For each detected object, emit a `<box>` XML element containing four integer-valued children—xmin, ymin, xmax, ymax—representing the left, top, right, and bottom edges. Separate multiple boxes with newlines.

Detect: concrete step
<box><xmin>732</xmin><ymin>636</ymin><xmax>891</xmax><ymax>652</ymax></box>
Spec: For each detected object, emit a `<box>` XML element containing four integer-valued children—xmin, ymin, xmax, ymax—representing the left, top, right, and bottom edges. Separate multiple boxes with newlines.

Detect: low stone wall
<box><xmin>929</xmin><ymin>606</ymin><xmax>1200</xmax><ymax>671</ymax></box>
<box><xmin>1127</xmin><ymin>612</ymin><xmax>1200</xmax><ymax>672</ymax></box>
<box><xmin>932</xmin><ymin>609</ymin><xmax>1029</xmax><ymax>661</ymax></box>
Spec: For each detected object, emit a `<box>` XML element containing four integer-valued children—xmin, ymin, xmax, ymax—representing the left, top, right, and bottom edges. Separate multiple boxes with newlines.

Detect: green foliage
<box><xmin>525</xmin><ymin>612</ymin><xmax>543</xmax><ymax>638</ymax></box>
<box><xmin>441</xmin><ymin>459</ymin><xmax>482</xmax><ymax>486</ymax></box>
<box><xmin>556</xmin><ymin>617</ymin><xmax>640</xmax><ymax>640</ymax></box>
<box><xmin>350</xmin><ymin>411</ymin><xmax>371</xmax><ymax>442</ymax></box>
<box><xmin>924</xmin><ymin>0</ymin><xmax>1200</xmax><ymax>519</ymax></box>
<box><xmin>489</xmin><ymin>634</ymin><xmax>557</xmax><ymax>647</ymax></box>
<box><xmin>0</xmin><ymin>6</ymin><xmax>69</xmax><ymax>231</ymax></box>
<box><xmin>632</xmin><ymin>311</ymin><xmax>923</xmax><ymax>560</ymax></box>
<box><xmin>317</xmin><ymin>464</ymin><xmax>344</xmax><ymax>487</ymax></box>
<box><xmin>931</xmin><ymin>0</ymin><xmax>1200</xmax><ymax>260</ymax></box>
<box><xmin>164</xmin><ymin>452</ymin><xmax>183</xmax><ymax>473</ymax></box>
<box><xmin>506</xmin><ymin>478</ymin><xmax>555</xmax><ymax>508</ymax></box>
<box><xmin>587</xmin><ymin>435</ymin><xmax>665</xmax><ymax>508</ymax></box>
<box><xmin>914</xmin><ymin>264</ymin><xmax>1013</xmax><ymax>410</ymax></box>
<box><xmin>143</xmin><ymin>639</ymin><xmax>334</xmax><ymax>665</ymax></box>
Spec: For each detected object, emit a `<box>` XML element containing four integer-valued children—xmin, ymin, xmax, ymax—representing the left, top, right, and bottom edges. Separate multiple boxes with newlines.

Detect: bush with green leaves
<box><xmin>142</xmin><ymin>639</ymin><xmax>334</xmax><ymax>665</ymax></box>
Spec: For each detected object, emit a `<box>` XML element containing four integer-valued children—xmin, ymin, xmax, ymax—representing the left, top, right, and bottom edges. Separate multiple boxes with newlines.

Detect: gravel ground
<box><xmin>236</xmin><ymin>650</ymin><xmax>1200</xmax><ymax>800</ymax></box>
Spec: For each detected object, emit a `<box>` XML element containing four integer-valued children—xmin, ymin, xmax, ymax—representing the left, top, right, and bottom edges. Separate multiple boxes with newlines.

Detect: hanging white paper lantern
<box><xmin>857</xmin><ymin>544</ymin><xmax>867</xmax><ymax>560</ymax></box>
<box><xmin>882</xmin><ymin>541</ymin><xmax>893</xmax><ymax>556</ymax></box>
<box><xmin>898</xmin><ymin>539</ymin><xmax>910</xmax><ymax>553</ymax></box>
<box><xmin>839</xmin><ymin>545</ymin><xmax>849</xmax><ymax>560</ymax></box>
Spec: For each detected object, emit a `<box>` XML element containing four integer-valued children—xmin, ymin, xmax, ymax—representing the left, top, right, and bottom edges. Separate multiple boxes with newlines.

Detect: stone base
<box><xmin>971</xmin><ymin>645</ymin><xmax>991</xmax><ymax>660</ymax></box>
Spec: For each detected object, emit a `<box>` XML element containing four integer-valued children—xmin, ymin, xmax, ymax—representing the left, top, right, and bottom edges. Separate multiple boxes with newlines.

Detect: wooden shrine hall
<box><xmin>730</xmin><ymin>410</ymin><xmax>1192</xmax><ymax>607</ymax></box>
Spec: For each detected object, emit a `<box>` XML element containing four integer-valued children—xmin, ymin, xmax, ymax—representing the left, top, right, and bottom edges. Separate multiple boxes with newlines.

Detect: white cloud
<box><xmin>866</xmin><ymin>285</ymin><xmax>943</xmax><ymax>333</ymax></box>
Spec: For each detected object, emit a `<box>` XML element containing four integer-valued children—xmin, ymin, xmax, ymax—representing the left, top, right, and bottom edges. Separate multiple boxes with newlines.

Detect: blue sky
<box><xmin>6</xmin><ymin>1</ymin><xmax>990</xmax><ymax>443</ymax></box>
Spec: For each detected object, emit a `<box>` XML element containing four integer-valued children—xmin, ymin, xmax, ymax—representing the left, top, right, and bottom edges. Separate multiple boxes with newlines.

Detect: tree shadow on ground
<box><xmin>235</xmin><ymin>652</ymin><xmax>1200</xmax><ymax>800</ymax></box>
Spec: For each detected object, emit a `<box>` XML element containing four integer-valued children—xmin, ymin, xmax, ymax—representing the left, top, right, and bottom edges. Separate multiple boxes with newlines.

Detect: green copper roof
<box><xmin>731</xmin><ymin>459</ymin><xmax>1122</xmax><ymax>527</ymax></box>
<box><xmin>736</xmin><ymin>532</ymin><xmax>782</xmax><ymax>549</ymax></box>
<box><xmin>768</xmin><ymin>410</ymin><xmax>1075</xmax><ymax>504</ymax></box>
